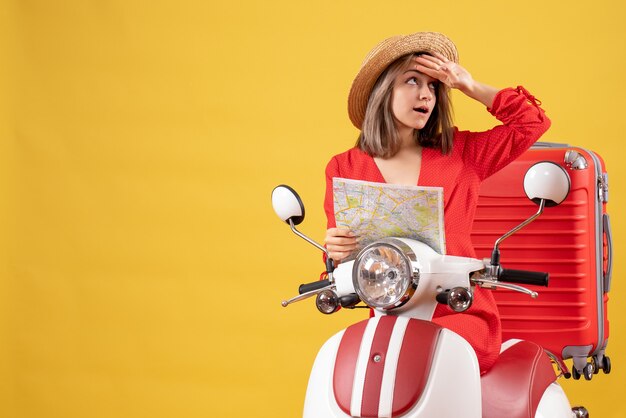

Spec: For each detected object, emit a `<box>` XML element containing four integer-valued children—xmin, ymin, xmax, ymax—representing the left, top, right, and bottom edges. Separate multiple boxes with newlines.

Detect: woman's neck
<box><xmin>398</xmin><ymin>128</ymin><xmax>419</xmax><ymax>151</ymax></box>
<box><xmin>374</xmin><ymin>137</ymin><xmax>422</xmax><ymax>186</ymax></box>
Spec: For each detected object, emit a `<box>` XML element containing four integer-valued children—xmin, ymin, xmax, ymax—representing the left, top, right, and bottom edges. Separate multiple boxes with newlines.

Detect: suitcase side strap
<box><xmin>603</xmin><ymin>213</ymin><xmax>613</xmax><ymax>292</ymax></box>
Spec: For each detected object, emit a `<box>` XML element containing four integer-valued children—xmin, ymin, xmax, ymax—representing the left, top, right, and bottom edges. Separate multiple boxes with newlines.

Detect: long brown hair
<box><xmin>356</xmin><ymin>53</ymin><xmax>454</xmax><ymax>158</ymax></box>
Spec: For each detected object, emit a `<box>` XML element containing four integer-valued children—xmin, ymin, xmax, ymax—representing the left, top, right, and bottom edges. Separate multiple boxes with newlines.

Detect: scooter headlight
<box><xmin>352</xmin><ymin>239</ymin><xmax>418</xmax><ymax>310</ymax></box>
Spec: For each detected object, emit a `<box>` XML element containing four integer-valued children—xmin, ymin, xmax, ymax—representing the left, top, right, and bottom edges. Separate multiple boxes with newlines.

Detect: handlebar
<box><xmin>299</xmin><ymin>279</ymin><xmax>331</xmax><ymax>294</ymax></box>
<box><xmin>499</xmin><ymin>268</ymin><xmax>549</xmax><ymax>287</ymax></box>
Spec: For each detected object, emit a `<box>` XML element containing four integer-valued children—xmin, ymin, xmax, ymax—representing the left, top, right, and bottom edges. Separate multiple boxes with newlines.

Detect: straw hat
<box><xmin>347</xmin><ymin>32</ymin><xmax>459</xmax><ymax>129</ymax></box>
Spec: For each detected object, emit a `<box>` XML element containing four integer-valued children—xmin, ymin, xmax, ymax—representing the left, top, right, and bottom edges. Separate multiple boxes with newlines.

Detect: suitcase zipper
<box><xmin>580</xmin><ymin>148</ymin><xmax>609</xmax><ymax>360</ymax></box>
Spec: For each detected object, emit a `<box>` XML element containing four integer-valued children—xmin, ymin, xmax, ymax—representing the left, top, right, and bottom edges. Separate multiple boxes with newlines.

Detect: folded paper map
<box><xmin>333</xmin><ymin>177</ymin><xmax>445</xmax><ymax>254</ymax></box>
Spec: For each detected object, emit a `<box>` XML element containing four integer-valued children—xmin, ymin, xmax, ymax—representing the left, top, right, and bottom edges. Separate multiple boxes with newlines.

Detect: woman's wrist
<box><xmin>461</xmin><ymin>81</ymin><xmax>499</xmax><ymax>108</ymax></box>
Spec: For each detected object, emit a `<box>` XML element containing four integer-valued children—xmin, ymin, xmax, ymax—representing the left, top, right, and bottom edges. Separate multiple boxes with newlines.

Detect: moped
<box><xmin>272</xmin><ymin>162</ymin><xmax>589</xmax><ymax>418</ymax></box>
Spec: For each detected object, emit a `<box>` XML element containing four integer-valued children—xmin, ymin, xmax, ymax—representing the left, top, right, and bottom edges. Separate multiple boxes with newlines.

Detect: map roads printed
<box><xmin>333</xmin><ymin>178</ymin><xmax>446</xmax><ymax>254</ymax></box>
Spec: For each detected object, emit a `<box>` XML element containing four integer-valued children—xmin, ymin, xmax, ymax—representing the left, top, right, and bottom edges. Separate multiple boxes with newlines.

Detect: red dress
<box><xmin>324</xmin><ymin>86</ymin><xmax>551</xmax><ymax>372</ymax></box>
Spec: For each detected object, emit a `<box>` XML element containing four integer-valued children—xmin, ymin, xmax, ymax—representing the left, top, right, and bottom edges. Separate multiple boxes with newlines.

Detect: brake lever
<box><xmin>281</xmin><ymin>285</ymin><xmax>335</xmax><ymax>307</ymax></box>
<box><xmin>471</xmin><ymin>277</ymin><xmax>538</xmax><ymax>299</ymax></box>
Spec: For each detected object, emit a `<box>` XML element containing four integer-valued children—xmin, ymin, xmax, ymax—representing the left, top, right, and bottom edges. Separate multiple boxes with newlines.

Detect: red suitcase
<box><xmin>471</xmin><ymin>142</ymin><xmax>612</xmax><ymax>380</ymax></box>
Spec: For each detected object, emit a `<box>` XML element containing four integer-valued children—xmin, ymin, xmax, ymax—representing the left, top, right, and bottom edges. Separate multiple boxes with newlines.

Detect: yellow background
<box><xmin>1</xmin><ymin>1</ymin><xmax>624</xmax><ymax>417</ymax></box>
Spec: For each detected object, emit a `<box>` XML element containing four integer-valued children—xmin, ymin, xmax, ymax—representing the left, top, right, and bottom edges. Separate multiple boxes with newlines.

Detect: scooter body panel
<box><xmin>535</xmin><ymin>383</ymin><xmax>575</xmax><ymax>418</ymax></box>
<box><xmin>303</xmin><ymin>317</ymin><xmax>482</xmax><ymax>418</ymax></box>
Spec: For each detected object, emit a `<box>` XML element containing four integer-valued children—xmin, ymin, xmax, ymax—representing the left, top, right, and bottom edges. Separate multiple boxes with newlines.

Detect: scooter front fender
<box><xmin>303</xmin><ymin>316</ymin><xmax>482</xmax><ymax>418</ymax></box>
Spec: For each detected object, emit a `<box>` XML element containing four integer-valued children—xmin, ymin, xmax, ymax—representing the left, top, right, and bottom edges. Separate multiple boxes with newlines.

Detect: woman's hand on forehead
<box><xmin>413</xmin><ymin>52</ymin><xmax>474</xmax><ymax>93</ymax></box>
<box><xmin>413</xmin><ymin>52</ymin><xmax>499</xmax><ymax>107</ymax></box>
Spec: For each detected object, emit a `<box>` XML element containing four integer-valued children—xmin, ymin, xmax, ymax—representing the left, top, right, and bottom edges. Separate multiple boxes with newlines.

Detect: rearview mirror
<box><xmin>271</xmin><ymin>185</ymin><xmax>305</xmax><ymax>226</ymax></box>
<box><xmin>523</xmin><ymin>161</ymin><xmax>571</xmax><ymax>207</ymax></box>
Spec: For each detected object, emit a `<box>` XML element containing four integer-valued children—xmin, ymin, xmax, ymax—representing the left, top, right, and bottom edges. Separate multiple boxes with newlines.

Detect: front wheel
<box><xmin>571</xmin><ymin>406</ymin><xmax>590</xmax><ymax>417</ymax></box>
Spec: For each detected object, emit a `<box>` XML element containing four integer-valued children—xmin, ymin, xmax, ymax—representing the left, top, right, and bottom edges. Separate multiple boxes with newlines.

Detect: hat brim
<box><xmin>348</xmin><ymin>32</ymin><xmax>458</xmax><ymax>129</ymax></box>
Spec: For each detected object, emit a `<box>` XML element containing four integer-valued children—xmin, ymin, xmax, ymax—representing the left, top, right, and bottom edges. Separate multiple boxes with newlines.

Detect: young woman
<box><xmin>323</xmin><ymin>32</ymin><xmax>551</xmax><ymax>373</ymax></box>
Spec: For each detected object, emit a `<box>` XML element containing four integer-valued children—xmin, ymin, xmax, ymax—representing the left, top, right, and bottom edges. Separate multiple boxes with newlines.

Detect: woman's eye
<box><xmin>407</xmin><ymin>77</ymin><xmax>417</xmax><ymax>85</ymax></box>
<box><xmin>428</xmin><ymin>83</ymin><xmax>436</xmax><ymax>90</ymax></box>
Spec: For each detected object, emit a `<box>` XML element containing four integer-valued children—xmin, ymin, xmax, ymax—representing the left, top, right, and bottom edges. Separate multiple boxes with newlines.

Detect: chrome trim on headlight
<box><xmin>352</xmin><ymin>238</ymin><xmax>419</xmax><ymax>310</ymax></box>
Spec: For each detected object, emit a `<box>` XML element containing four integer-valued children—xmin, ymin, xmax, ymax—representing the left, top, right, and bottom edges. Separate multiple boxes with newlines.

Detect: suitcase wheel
<box><xmin>592</xmin><ymin>354</ymin><xmax>612</xmax><ymax>375</ymax></box>
<box><xmin>572</xmin><ymin>363</ymin><xmax>594</xmax><ymax>381</ymax></box>
<box><xmin>600</xmin><ymin>355</ymin><xmax>611</xmax><ymax>374</ymax></box>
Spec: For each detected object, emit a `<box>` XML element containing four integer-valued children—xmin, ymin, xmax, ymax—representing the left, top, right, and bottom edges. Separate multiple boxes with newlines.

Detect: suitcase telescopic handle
<box><xmin>532</xmin><ymin>141</ymin><xmax>571</xmax><ymax>148</ymax></box>
<box><xmin>499</xmin><ymin>269</ymin><xmax>549</xmax><ymax>287</ymax></box>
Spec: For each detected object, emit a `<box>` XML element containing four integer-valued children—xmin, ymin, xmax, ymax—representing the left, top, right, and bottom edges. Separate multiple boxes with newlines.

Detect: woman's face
<box><xmin>390</xmin><ymin>67</ymin><xmax>437</xmax><ymax>134</ymax></box>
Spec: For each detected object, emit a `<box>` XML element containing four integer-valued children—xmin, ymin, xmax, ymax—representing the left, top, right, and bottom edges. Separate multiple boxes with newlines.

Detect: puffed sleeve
<box><xmin>461</xmin><ymin>86</ymin><xmax>551</xmax><ymax>180</ymax></box>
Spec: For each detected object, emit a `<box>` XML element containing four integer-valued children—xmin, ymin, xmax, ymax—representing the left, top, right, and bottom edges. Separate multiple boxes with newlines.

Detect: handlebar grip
<box><xmin>499</xmin><ymin>269</ymin><xmax>549</xmax><ymax>287</ymax></box>
<box><xmin>298</xmin><ymin>279</ymin><xmax>331</xmax><ymax>294</ymax></box>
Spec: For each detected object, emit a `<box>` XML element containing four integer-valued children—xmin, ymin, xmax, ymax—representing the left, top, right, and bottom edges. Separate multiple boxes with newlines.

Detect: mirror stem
<box><xmin>288</xmin><ymin>218</ymin><xmax>331</xmax><ymax>256</ymax></box>
<box><xmin>287</xmin><ymin>218</ymin><xmax>335</xmax><ymax>277</ymax></box>
<box><xmin>490</xmin><ymin>199</ymin><xmax>546</xmax><ymax>266</ymax></box>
